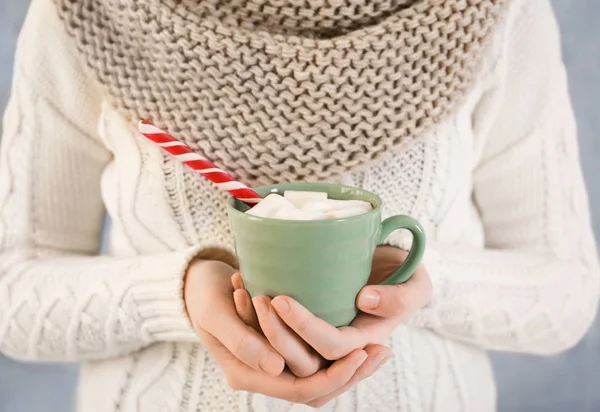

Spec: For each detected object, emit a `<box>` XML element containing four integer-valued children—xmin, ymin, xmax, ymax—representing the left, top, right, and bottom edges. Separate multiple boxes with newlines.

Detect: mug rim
<box><xmin>227</xmin><ymin>182</ymin><xmax>382</xmax><ymax>225</ymax></box>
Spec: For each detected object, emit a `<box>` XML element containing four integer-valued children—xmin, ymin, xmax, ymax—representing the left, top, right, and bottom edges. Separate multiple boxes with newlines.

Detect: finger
<box><xmin>357</xmin><ymin>266</ymin><xmax>433</xmax><ymax>318</ymax></box>
<box><xmin>253</xmin><ymin>296</ymin><xmax>324</xmax><ymax>378</ymax></box>
<box><xmin>355</xmin><ymin>344</ymin><xmax>391</xmax><ymax>380</ymax></box>
<box><xmin>210</xmin><ymin>313</ymin><xmax>284</xmax><ymax>377</ymax></box>
<box><xmin>202</xmin><ymin>327</ymin><xmax>368</xmax><ymax>404</ymax></box>
<box><xmin>231</xmin><ymin>273</ymin><xmax>261</xmax><ymax>330</ymax></box>
<box><xmin>306</xmin><ymin>344</ymin><xmax>392</xmax><ymax>408</ymax></box>
<box><xmin>231</xmin><ymin>273</ymin><xmax>245</xmax><ymax>291</ymax></box>
<box><xmin>249</xmin><ymin>349</ymin><xmax>368</xmax><ymax>403</ymax></box>
<box><xmin>201</xmin><ymin>284</ymin><xmax>285</xmax><ymax>377</ymax></box>
<box><xmin>271</xmin><ymin>296</ymin><xmax>366</xmax><ymax>360</ymax></box>
<box><xmin>233</xmin><ymin>289</ymin><xmax>261</xmax><ymax>330</ymax></box>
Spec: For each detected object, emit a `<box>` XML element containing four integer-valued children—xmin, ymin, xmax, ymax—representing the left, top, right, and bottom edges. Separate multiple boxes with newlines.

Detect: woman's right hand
<box><xmin>184</xmin><ymin>259</ymin><xmax>285</xmax><ymax>376</ymax></box>
<box><xmin>184</xmin><ymin>259</ymin><xmax>385</xmax><ymax>406</ymax></box>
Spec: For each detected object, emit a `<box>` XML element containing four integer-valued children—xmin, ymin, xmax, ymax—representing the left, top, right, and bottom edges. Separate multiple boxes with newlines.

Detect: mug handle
<box><xmin>377</xmin><ymin>215</ymin><xmax>426</xmax><ymax>285</ymax></box>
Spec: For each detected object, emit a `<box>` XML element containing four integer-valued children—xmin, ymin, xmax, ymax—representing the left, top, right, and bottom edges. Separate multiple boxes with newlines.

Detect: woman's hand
<box><xmin>184</xmin><ymin>259</ymin><xmax>285</xmax><ymax>376</ymax></box>
<box><xmin>356</xmin><ymin>245</ymin><xmax>433</xmax><ymax>319</ymax></box>
<box><xmin>232</xmin><ymin>246</ymin><xmax>431</xmax><ymax>377</ymax></box>
<box><xmin>185</xmin><ymin>259</ymin><xmax>390</xmax><ymax>406</ymax></box>
<box><xmin>232</xmin><ymin>274</ymin><xmax>326</xmax><ymax>377</ymax></box>
<box><xmin>269</xmin><ymin>246</ymin><xmax>432</xmax><ymax>361</ymax></box>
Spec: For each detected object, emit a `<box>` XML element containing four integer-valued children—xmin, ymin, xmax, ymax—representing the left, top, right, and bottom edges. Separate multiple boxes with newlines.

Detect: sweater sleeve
<box><xmin>408</xmin><ymin>0</ymin><xmax>600</xmax><ymax>354</ymax></box>
<box><xmin>0</xmin><ymin>0</ymin><xmax>213</xmax><ymax>362</ymax></box>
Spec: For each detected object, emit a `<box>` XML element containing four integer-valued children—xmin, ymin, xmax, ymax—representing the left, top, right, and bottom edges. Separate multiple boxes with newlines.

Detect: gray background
<box><xmin>0</xmin><ymin>1</ymin><xmax>599</xmax><ymax>411</ymax></box>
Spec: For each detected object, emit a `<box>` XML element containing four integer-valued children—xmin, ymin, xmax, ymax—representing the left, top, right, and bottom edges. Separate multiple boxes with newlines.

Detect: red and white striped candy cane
<box><xmin>138</xmin><ymin>120</ymin><xmax>262</xmax><ymax>205</ymax></box>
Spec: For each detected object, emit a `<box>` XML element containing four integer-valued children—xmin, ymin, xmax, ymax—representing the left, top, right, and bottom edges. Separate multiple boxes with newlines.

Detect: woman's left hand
<box><xmin>232</xmin><ymin>246</ymin><xmax>432</xmax><ymax>379</ymax></box>
<box><xmin>268</xmin><ymin>246</ymin><xmax>433</xmax><ymax>362</ymax></box>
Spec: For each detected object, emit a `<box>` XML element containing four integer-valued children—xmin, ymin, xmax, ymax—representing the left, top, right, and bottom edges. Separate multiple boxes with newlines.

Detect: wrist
<box><xmin>185</xmin><ymin>258</ymin><xmax>237</xmax><ymax>281</ymax></box>
<box><xmin>194</xmin><ymin>247</ymin><xmax>239</xmax><ymax>269</ymax></box>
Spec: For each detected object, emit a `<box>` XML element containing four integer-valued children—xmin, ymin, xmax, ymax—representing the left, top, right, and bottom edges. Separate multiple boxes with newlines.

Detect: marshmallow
<box><xmin>328</xmin><ymin>199</ymin><xmax>373</xmax><ymax>211</ymax></box>
<box><xmin>301</xmin><ymin>200</ymin><xmax>336</xmax><ymax>212</ymax></box>
<box><xmin>325</xmin><ymin>206</ymin><xmax>371</xmax><ymax>219</ymax></box>
<box><xmin>274</xmin><ymin>207</ymin><xmax>327</xmax><ymax>221</ymax></box>
<box><xmin>246</xmin><ymin>191</ymin><xmax>373</xmax><ymax>220</ymax></box>
<box><xmin>246</xmin><ymin>194</ymin><xmax>295</xmax><ymax>218</ymax></box>
<box><xmin>303</xmin><ymin>199</ymin><xmax>373</xmax><ymax>213</ymax></box>
<box><xmin>284</xmin><ymin>190</ymin><xmax>328</xmax><ymax>208</ymax></box>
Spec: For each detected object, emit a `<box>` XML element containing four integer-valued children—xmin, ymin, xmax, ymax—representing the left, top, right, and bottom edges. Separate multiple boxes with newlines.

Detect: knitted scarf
<box><xmin>54</xmin><ymin>0</ymin><xmax>507</xmax><ymax>185</ymax></box>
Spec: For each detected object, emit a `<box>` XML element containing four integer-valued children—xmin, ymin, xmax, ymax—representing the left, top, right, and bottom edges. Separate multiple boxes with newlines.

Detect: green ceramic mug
<box><xmin>227</xmin><ymin>182</ymin><xmax>426</xmax><ymax>327</ymax></box>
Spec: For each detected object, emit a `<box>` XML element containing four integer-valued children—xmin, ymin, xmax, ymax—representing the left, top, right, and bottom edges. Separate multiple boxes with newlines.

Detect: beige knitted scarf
<box><xmin>54</xmin><ymin>0</ymin><xmax>507</xmax><ymax>185</ymax></box>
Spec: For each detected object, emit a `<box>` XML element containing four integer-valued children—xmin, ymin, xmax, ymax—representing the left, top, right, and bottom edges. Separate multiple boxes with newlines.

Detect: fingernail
<box><xmin>237</xmin><ymin>274</ymin><xmax>245</xmax><ymax>288</ymax></box>
<box><xmin>371</xmin><ymin>350</ymin><xmax>390</xmax><ymax>369</ymax></box>
<box><xmin>260</xmin><ymin>350</ymin><xmax>282</xmax><ymax>376</ymax></box>
<box><xmin>271</xmin><ymin>297</ymin><xmax>289</xmax><ymax>315</ymax></box>
<box><xmin>358</xmin><ymin>289</ymin><xmax>380</xmax><ymax>310</ymax></box>
<box><xmin>234</xmin><ymin>290</ymin><xmax>246</xmax><ymax>312</ymax></box>
<box><xmin>356</xmin><ymin>351</ymin><xmax>369</xmax><ymax>365</ymax></box>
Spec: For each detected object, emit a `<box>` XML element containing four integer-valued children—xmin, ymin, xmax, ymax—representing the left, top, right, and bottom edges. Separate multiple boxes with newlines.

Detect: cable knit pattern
<box><xmin>52</xmin><ymin>0</ymin><xmax>506</xmax><ymax>185</ymax></box>
<box><xmin>1</xmin><ymin>0</ymin><xmax>599</xmax><ymax>411</ymax></box>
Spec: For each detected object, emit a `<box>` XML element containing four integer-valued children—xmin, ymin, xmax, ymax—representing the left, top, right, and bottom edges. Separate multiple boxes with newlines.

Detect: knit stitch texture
<box><xmin>54</xmin><ymin>0</ymin><xmax>506</xmax><ymax>185</ymax></box>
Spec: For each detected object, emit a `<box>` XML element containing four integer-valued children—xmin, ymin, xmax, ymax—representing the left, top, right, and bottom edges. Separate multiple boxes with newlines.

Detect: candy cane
<box><xmin>138</xmin><ymin>120</ymin><xmax>262</xmax><ymax>205</ymax></box>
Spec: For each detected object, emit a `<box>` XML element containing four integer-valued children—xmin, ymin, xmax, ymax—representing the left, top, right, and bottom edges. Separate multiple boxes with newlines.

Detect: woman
<box><xmin>1</xmin><ymin>0</ymin><xmax>598</xmax><ymax>410</ymax></box>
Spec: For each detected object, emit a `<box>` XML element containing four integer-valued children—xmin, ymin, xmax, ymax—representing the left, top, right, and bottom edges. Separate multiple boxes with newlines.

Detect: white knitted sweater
<box><xmin>1</xmin><ymin>0</ymin><xmax>598</xmax><ymax>411</ymax></box>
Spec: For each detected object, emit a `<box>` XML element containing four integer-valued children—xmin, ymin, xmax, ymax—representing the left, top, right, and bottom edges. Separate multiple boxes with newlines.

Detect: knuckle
<box><xmin>261</xmin><ymin>325</ymin><xmax>280</xmax><ymax>344</ymax></box>
<box><xmin>322</xmin><ymin>345</ymin><xmax>343</xmax><ymax>361</ymax></box>
<box><xmin>390</xmin><ymin>286</ymin><xmax>407</xmax><ymax>315</ymax></box>
<box><xmin>295</xmin><ymin>313</ymin><xmax>311</xmax><ymax>334</ymax></box>
<box><xmin>232</xmin><ymin>332</ymin><xmax>261</xmax><ymax>367</ymax></box>
<box><xmin>354</xmin><ymin>368</ymin><xmax>368</xmax><ymax>383</ymax></box>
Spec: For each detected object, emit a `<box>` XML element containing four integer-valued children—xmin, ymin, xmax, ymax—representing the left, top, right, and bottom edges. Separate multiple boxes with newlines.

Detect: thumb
<box><xmin>356</xmin><ymin>269</ymin><xmax>432</xmax><ymax>318</ymax></box>
<box><xmin>356</xmin><ymin>285</ymin><xmax>405</xmax><ymax>318</ymax></box>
